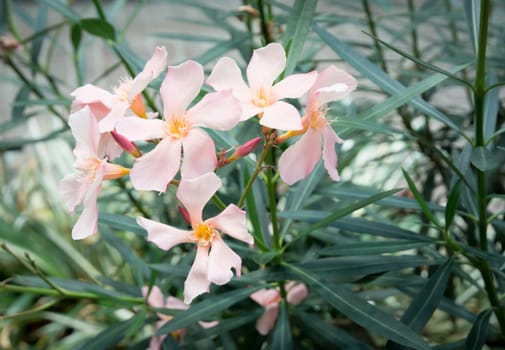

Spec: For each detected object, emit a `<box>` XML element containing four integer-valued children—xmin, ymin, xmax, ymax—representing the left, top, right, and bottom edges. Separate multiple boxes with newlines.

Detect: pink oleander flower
<box><xmin>278</xmin><ymin>65</ymin><xmax>357</xmax><ymax>185</ymax></box>
<box><xmin>138</xmin><ymin>173</ymin><xmax>253</xmax><ymax>304</ymax></box>
<box><xmin>116</xmin><ymin>60</ymin><xmax>241</xmax><ymax>192</ymax></box>
<box><xmin>250</xmin><ymin>282</ymin><xmax>308</xmax><ymax>335</ymax></box>
<box><xmin>207</xmin><ymin>42</ymin><xmax>317</xmax><ymax>131</ymax></box>
<box><xmin>60</xmin><ymin>106</ymin><xmax>129</xmax><ymax>240</ymax></box>
<box><xmin>142</xmin><ymin>286</ymin><xmax>218</xmax><ymax>349</ymax></box>
<box><xmin>71</xmin><ymin>46</ymin><xmax>168</xmax><ymax>133</ymax></box>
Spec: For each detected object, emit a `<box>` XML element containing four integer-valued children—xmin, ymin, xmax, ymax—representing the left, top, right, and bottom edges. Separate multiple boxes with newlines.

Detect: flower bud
<box><xmin>221</xmin><ymin>137</ymin><xmax>262</xmax><ymax>166</ymax></box>
<box><xmin>111</xmin><ymin>131</ymin><xmax>141</xmax><ymax>158</ymax></box>
<box><xmin>178</xmin><ymin>205</ymin><xmax>191</xmax><ymax>226</ymax></box>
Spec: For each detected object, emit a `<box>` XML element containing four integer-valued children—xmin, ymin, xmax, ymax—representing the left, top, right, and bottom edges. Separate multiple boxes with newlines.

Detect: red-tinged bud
<box><xmin>178</xmin><ymin>205</ymin><xmax>191</xmax><ymax>226</ymax></box>
<box><xmin>111</xmin><ymin>131</ymin><xmax>141</xmax><ymax>158</ymax></box>
<box><xmin>221</xmin><ymin>137</ymin><xmax>262</xmax><ymax>166</ymax></box>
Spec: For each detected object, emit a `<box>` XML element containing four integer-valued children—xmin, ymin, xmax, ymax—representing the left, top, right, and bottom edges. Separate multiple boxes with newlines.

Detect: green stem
<box><xmin>257</xmin><ymin>0</ymin><xmax>273</xmax><ymax>44</ymax></box>
<box><xmin>362</xmin><ymin>0</ymin><xmax>388</xmax><ymax>73</ymax></box>
<box><xmin>265</xmin><ymin>147</ymin><xmax>280</xmax><ymax>251</ymax></box>
<box><xmin>407</xmin><ymin>0</ymin><xmax>421</xmax><ymax>69</ymax></box>
<box><xmin>92</xmin><ymin>0</ymin><xmax>107</xmax><ymax>21</ymax></box>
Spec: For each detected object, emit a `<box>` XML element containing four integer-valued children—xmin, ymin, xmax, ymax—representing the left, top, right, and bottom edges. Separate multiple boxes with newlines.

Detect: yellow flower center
<box><xmin>191</xmin><ymin>223</ymin><xmax>216</xmax><ymax>246</ymax></box>
<box><xmin>112</xmin><ymin>77</ymin><xmax>132</xmax><ymax>102</ymax></box>
<box><xmin>309</xmin><ymin>103</ymin><xmax>328</xmax><ymax>130</ymax></box>
<box><xmin>166</xmin><ymin>117</ymin><xmax>190</xmax><ymax>139</ymax></box>
<box><xmin>252</xmin><ymin>86</ymin><xmax>274</xmax><ymax>108</ymax></box>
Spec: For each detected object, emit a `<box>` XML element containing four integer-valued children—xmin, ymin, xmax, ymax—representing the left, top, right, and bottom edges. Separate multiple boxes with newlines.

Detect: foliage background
<box><xmin>1</xmin><ymin>0</ymin><xmax>505</xmax><ymax>349</ymax></box>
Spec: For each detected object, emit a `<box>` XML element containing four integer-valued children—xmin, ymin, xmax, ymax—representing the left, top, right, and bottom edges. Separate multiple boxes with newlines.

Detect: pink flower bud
<box><xmin>220</xmin><ymin>137</ymin><xmax>262</xmax><ymax>166</ymax></box>
<box><xmin>111</xmin><ymin>131</ymin><xmax>141</xmax><ymax>158</ymax></box>
<box><xmin>178</xmin><ymin>205</ymin><xmax>191</xmax><ymax>226</ymax></box>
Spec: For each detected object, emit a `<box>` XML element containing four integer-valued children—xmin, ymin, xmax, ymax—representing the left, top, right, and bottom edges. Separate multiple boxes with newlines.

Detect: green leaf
<box><xmin>445</xmin><ymin>181</ymin><xmax>462</xmax><ymax>231</ymax></box>
<box><xmin>99</xmin><ymin>213</ymin><xmax>146</xmax><ymax>237</ymax></box>
<box><xmin>271</xmin><ymin>301</ymin><xmax>293</xmax><ymax>350</ymax></box>
<box><xmin>465</xmin><ymin>309</ymin><xmax>492</xmax><ymax>350</ymax></box>
<box><xmin>463</xmin><ymin>0</ymin><xmax>480</xmax><ymax>53</ymax></box>
<box><xmin>335</xmin><ymin>116</ymin><xmax>398</xmax><ymax>136</ymax></box>
<box><xmin>80</xmin><ymin>18</ymin><xmax>116</xmax><ymax>41</ymax></box>
<box><xmin>11</xmin><ymin>86</ymin><xmax>31</xmax><ymax>121</ymax></box>
<box><xmin>319</xmin><ymin>240</ymin><xmax>432</xmax><ymax>256</ymax></box>
<box><xmin>39</xmin><ymin>0</ymin><xmax>80</xmax><ymax>22</ymax></box>
<box><xmin>402</xmin><ymin>169</ymin><xmax>442</xmax><ymax>229</ymax></box>
<box><xmin>156</xmin><ymin>286</ymin><xmax>261</xmax><ymax>335</ymax></box>
<box><xmin>484</xmin><ymin>71</ymin><xmax>499</xmax><ymax>142</ymax></box>
<box><xmin>470</xmin><ymin>146</ymin><xmax>501</xmax><ymax>171</ymax></box>
<box><xmin>287</xmin><ymin>264</ymin><xmax>431</xmax><ymax>350</ymax></box>
<box><xmin>195</xmin><ymin>33</ymin><xmax>251</xmax><ymax>65</ymax></box>
<box><xmin>282</xmin><ymin>0</ymin><xmax>317</xmax><ymax>75</ymax></box>
<box><xmin>242</xmin><ymin>165</ymin><xmax>269</xmax><ymax>249</ymax></box>
<box><xmin>189</xmin><ymin>310</ymin><xmax>262</xmax><ymax>339</ymax></box>
<box><xmin>71</xmin><ymin>23</ymin><xmax>82</xmax><ymax>50</ymax></box>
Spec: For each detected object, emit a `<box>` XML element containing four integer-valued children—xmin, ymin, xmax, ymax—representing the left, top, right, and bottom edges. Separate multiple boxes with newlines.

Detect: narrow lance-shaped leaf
<box><xmin>445</xmin><ymin>180</ymin><xmax>462</xmax><ymax>231</ymax></box>
<box><xmin>271</xmin><ymin>300</ymin><xmax>293</xmax><ymax>350</ymax></box>
<box><xmin>80</xmin><ymin>18</ymin><xmax>116</xmax><ymax>41</ymax></box>
<box><xmin>464</xmin><ymin>0</ymin><xmax>480</xmax><ymax>53</ymax></box>
<box><xmin>465</xmin><ymin>309</ymin><xmax>493</xmax><ymax>350</ymax></box>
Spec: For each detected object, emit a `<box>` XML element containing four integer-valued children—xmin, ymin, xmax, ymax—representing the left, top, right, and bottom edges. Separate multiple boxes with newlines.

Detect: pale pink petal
<box><xmin>247</xmin><ymin>43</ymin><xmax>286</xmax><ymax>91</ymax></box>
<box><xmin>161</xmin><ymin>60</ymin><xmax>204</xmax><ymax>118</ymax></box>
<box><xmin>68</xmin><ymin>107</ymin><xmax>99</xmax><ymax>159</ymax></box>
<box><xmin>207</xmin><ymin>57</ymin><xmax>250</xmax><ymax>101</ymax></box>
<box><xmin>60</xmin><ymin>173</ymin><xmax>89</xmax><ymax>213</ymax></box>
<box><xmin>272</xmin><ymin>71</ymin><xmax>317</xmax><ymax>99</ymax></box>
<box><xmin>129</xmin><ymin>46</ymin><xmax>168</xmax><ymax>100</ymax></box>
<box><xmin>256</xmin><ymin>304</ymin><xmax>279</xmax><ymax>335</ymax></box>
<box><xmin>116</xmin><ymin>117</ymin><xmax>165</xmax><ymax>141</ymax></box>
<box><xmin>149</xmin><ymin>335</ymin><xmax>164</xmax><ymax>350</ymax></box>
<box><xmin>321</xmin><ymin>125</ymin><xmax>344</xmax><ymax>181</ymax></box>
<box><xmin>176</xmin><ymin>172</ymin><xmax>221</xmax><ymax>226</ymax></box>
<box><xmin>286</xmin><ymin>283</ymin><xmax>308</xmax><ymax>305</ymax></box>
<box><xmin>97</xmin><ymin>133</ymin><xmax>123</xmax><ymax>160</ymax></box>
<box><xmin>186</xmin><ymin>90</ymin><xmax>241</xmax><ymax>130</ymax></box>
<box><xmin>279</xmin><ymin>128</ymin><xmax>322</xmax><ymax>185</ymax></box>
<box><xmin>184</xmin><ymin>245</ymin><xmax>210</xmax><ymax>304</ymax></box>
<box><xmin>137</xmin><ymin>217</ymin><xmax>190</xmax><ymax>250</ymax></box>
<box><xmin>130</xmin><ymin>139</ymin><xmax>181</xmax><ymax>192</ymax></box>
<box><xmin>310</xmin><ymin>66</ymin><xmax>357</xmax><ymax>106</ymax></box>
<box><xmin>207</xmin><ymin>205</ymin><xmax>253</xmax><ymax>245</ymax></box>
<box><xmin>142</xmin><ymin>285</ymin><xmax>165</xmax><ymax>308</ymax></box>
<box><xmin>207</xmin><ymin>235</ymin><xmax>242</xmax><ymax>285</ymax></box>
<box><xmin>250</xmin><ymin>289</ymin><xmax>280</xmax><ymax>307</ymax></box>
<box><xmin>260</xmin><ymin>101</ymin><xmax>303</xmax><ymax>131</ymax></box>
<box><xmin>180</xmin><ymin>129</ymin><xmax>217</xmax><ymax>179</ymax></box>
<box><xmin>71</xmin><ymin>84</ymin><xmax>115</xmax><ymax>108</ymax></box>
<box><xmin>71</xmin><ymin>170</ymin><xmax>102</xmax><ymax>240</ymax></box>
<box><xmin>71</xmin><ymin>100</ymin><xmax>110</xmax><ymax>120</ymax></box>
<box><xmin>240</xmin><ymin>101</ymin><xmax>264</xmax><ymax>121</ymax></box>
<box><xmin>198</xmin><ymin>320</ymin><xmax>219</xmax><ymax>329</ymax></box>
<box><xmin>165</xmin><ymin>296</ymin><xmax>189</xmax><ymax>310</ymax></box>
<box><xmin>98</xmin><ymin>102</ymin><xmax>129</xmax><ymax>132</ymax></box>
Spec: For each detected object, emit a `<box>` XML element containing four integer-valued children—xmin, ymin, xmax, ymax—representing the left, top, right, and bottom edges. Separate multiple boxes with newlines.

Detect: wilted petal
<box><xmin>130</xmin><ymin>138</ymin><xmax>181</xmax><ymax>192</ymax></box>
<box><xmin>186</xmin><ymin>90</ymin><xmax>241</xmax><ymax>130</ymax></box>
<box><xmin>137</xmin><ymin>217</ymin><xmax>190</xmax><ymax>250</ymax></box>
<box><xmin>129</xmin><ymin>46</ymin><xmax>168</xmax><ymax>100</ymax></box>
<box><xmin>247</xmin><ymin>43</ymin><xmax>286</xmax><ymax>91</ymax></box>
<box><xmin>207</xmin><ymin>57</ymin><xmax>250</xmax><ymax>100</ymax></box>
<box><xmin>180</xmin><ymin>129</ymin><xmax>217</xmax><ymax>179</ymax></box>
<box><xmin>161</xmin><ymin>60</ymin><xmax>204</xmax><ymax>117</ymax></box>
<box><xmin>286</xmin><ymin>283</ymin><xmax>308</xmax><ymax>305</ymax></box>
<box><xmin>256</xmin><ymin>304</ymin><xmax>279</xmax><ymax>335</ymax></box>
<box><xmin>273</xmin><ymin>71</ymin><xmax>317</xmax><ymax>99</ymax></box>
<box><xmin>259</xmin><ymin>101</ymin><xmax>303</xmax><ymax>131</ymax></box>
<box><xmin>142</xmin><ymin>285</ymin><xmax>165</xmax><ymax>308</ymax></box>
<box><xmin>321</xmin><ymin>125</ymin><xmax>344</xmax><ymax>181</ymax></box>
<box><xmin>279</xmin><ymin>128</ymin><xmax>322</xmax><ymax>185</ymax></box>
<box><xmin>207</xmin><ymin>235</ymin><xmax>242</xmax><ymax>285</ymax></box>
<box><xmin>116</xmin><ymin>117</ymin><xmax>165</xmax><ymax>141</ymax></box>
<box><xmin>207</xmin><ymin>205</ymin><xmax>252</xmax><ymax>245</ymax></box>
<box><xmin>184</xmin><ymin>245</ymin><xmax>210</xmax><ymax>304</ymax></box>
<box><xmin>310</xmin><ymin>66</ymin><xmax>357</xmax><ymax>106</ymax></box>
<box><xmin>176</xmin><ymin>172</ymin><xmax>221</xmax><ymax>226</ymax></box>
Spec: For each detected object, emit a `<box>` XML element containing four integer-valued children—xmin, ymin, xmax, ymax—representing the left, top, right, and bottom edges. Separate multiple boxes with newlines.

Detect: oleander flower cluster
<box><xmin>60</xmin><ymin>42</ymin><xmax>356</xmax><ymax>344</ymax></box>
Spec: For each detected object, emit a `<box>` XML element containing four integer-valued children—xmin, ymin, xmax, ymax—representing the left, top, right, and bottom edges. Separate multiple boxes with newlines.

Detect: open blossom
<box><xmin>278</xmin><ymin>65</ymin><xmax>357</xmax><ymax>185</ymax></box>
<box><xmin>138</xmin><ymin>173</ymin><xmax>253</xmax><ymax>304</ymax></box>
<box><xmin>116</xmin><ymin>60</ymin><xmax>241</xmax><ymax>192</ymax></box>
<box><xmin>142</xmin><ymin>286</ymin><xmax>218</xmax><ymax>349</ymax></box>
<box><xmin>60</xmin><ymin>106</ymin><xmax>129</xmax><ymax>240</ymax></box>
<box><xmin>207</xmin><ymin>42</ymin><xmax>317</xmax><ymax>131</ymax></box>
<box><xmin>250</xmin><ymin>282</ymin><xmax>308</xmax><ymax>335</ymax></box>
<box><xmin>71</xmin><ymin>46</ymin><xmax>168</xmax><ymax>133</ymax></box>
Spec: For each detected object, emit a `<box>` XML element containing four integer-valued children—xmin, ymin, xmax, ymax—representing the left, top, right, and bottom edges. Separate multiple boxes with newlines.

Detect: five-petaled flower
<box><xmin>116</xmin><ymin>60</ymin><xmax>241</xmax><ymax>192</ymax></box>
<box><xmin>278</xmin><ymin>65</ymin><xmax>357</xmax><ymax>185</ymax></box>
<box><xmin>60</xmin><ymin>106</ymin><xmax>129</xmax><ymax>240</ymax></box>
<box><xmin>142</xmin><ymin>285</ymin><xmax>218</xmax><ymax>349</ymax></box>
<box><xmin>250</xmin><ymin>282</ymin><xmax>308</xmax><ymax>335</ymax></box>
<box><xmin>137</xmin><ymin>172</ymin><xmax>253</xmax><ymax>304</ymax></box>
<box><xmin>207</xmin><ymin>42</ymin><xmax>317</xmax><ymax>131</ymax></box>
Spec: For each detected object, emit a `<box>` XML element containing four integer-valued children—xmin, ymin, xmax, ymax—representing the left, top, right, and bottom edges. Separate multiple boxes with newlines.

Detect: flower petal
<box><xmin>97</xmin><ymin>133</ymin><xmax>123</xmax><ymax>160</ymax></box>
<box><xmin>247</xmin><ymin>43</ymin><xmax>286</xmax><ymax>91</ymax></box>
<box><xmin>273</xmin><ymin>71</ymin><xmax>317</xmax><ymax>99</ymax></box>
<box><xmin>256</xmin><ymin>304</ymin><xmax>279</xmax><ymax>335</ymax></box>
<box><xmin>207</xmin><ymin>234</ymin><xmax>242</xmax><ymax>285</ymax></box>
<box><xmin>68</xmin><ymin>107</ymin><xmax>99</xmax><ymax>159</ymax></box>
<box><xmin>278</xmin><ymin>128</ymin><xmax>322</xmax><ymax>185</ymax></box>
<box><xmin>60</xmin><ymin>173</ymin><xmax>89</xmax><ymax>213</ymax></box>
<box><xmin>321</xmin><ymin>125</ymin><xmax>344</xmax><ymax>181</ymax></box>
<box><xmin>198</xmin><ymin>320</ymin><xmax>219</xmax><ymax>329</ymax></box>
<box><xmin>176</xmin><ymin>172</ymin><xmax>221</xmax><ymax>226</ymax></box>
<box><xmin>165</xmin><ymin>296</ymin><xmax>189</xmax><ymax>310</ymax></box>
<box><xmin>98</xmin><ymin>102</ymin><xmax>130</xmax><ymax>133</ymax></box>
<box><xmin>142</xmin><ymin>285</ymin><xmax>165</xmax><ymax>308</ymax></box>
<box><xmin>129</xmin><ymin>46</ymin><xmax>168</xmax><ymax>100</ymax></box>
<box><xmin>250</xmin><ymin>289</ymin><xmax>280</xmax><ymax>307</ymax></box>
<box><xmin>207</xmin><ymin>205</ymin><xmax>253</xmax><ymax>245</ymax></box>
<box><xmin>130</xmin><ymin>138</ymin><xmax>181</xmax><ymax>192</ymax></box>
<box><xmin>71</xmin><ymin>84</ymin><xmax>115</xmax><ymax>108</ymax></box>
<box><xmin>71</xmin><ymin>170</ymin><xmax>102</xmax><ymax>240</ymax></box>
<box><xmin>184</xmin><ymin>245</ymin><xmax>210</xmax><ymax>304</ymax></box>
<box><xmin>259</xmin><ymin>101</ymin><xmax>303</xmax><ymax>131</ymax></box>
<box><xmin>207</xmin><ymin>57</ymin><xmax>250</xmax><ymax>101</ymax></box>
<box><xmin>186</xmin><ymin>90</ymin><xmax>241</xmax><ymax>130</ymax></box>
<box><xmin>116</xmin><ymin>117</ymin><xmax>165</xmax><ymax>141</ymax></box>
<box><xmin>286</xmin><ymin>283</ymin><xmax>308</xmax><ymax>305</ymax></box>
<box><xmin>180</xmin><ymin>129</ymin><xmax>217</xmax><ymax>179</ymax></box>
<box><xmin>137</xmin><ymin>217</ymin><xmax>191</xmax><ymax>250</ymax></box>
<box><xmin>161</xmin><ymin>60</ymin><xmax>204</xmax><ymax>118</ymax></box>
<box><xmin>311</xmin><ymin>65</ymin><xmax>357</xmax><ymax>105</ymax></box>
